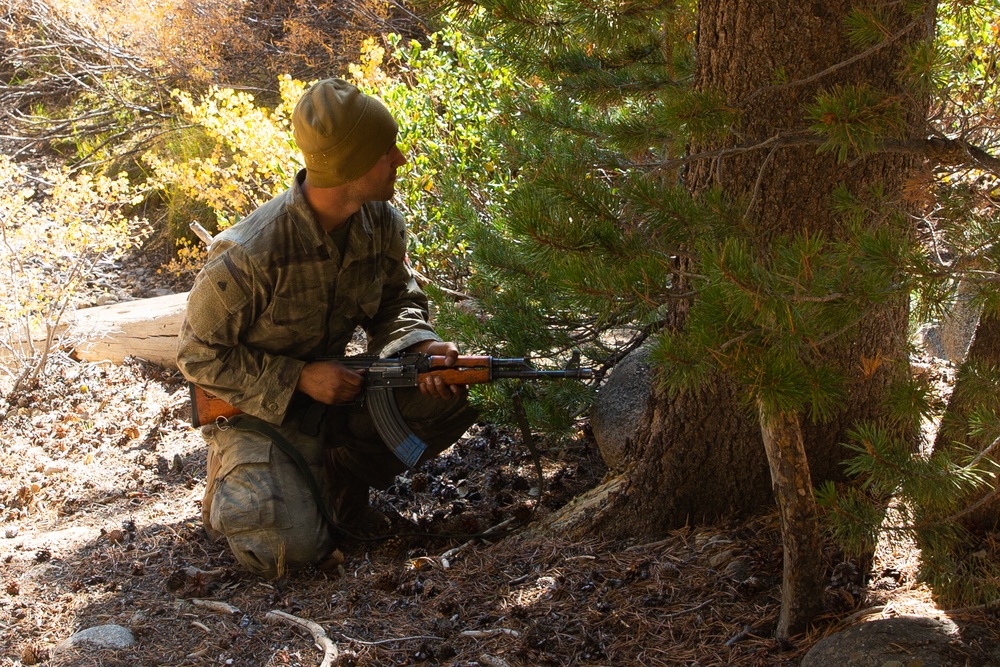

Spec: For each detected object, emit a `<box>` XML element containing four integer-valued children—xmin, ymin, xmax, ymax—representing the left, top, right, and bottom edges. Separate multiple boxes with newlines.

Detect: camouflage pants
<box><xmin>201</xmin><ymin>389</ymin><xmax>476</xmax><ymax>578</ymax></box>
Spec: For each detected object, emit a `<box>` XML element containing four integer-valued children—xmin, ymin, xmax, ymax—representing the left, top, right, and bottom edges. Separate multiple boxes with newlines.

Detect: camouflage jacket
<box><xmin>176</xmin><ymin>170</ymin><xmax>440</xmax><ymax>425</ymax></box>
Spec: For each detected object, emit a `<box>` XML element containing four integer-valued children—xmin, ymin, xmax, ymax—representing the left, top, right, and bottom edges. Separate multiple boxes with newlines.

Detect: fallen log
<box><xmin>59</xmin><ymin>221</ymin><xmax>208</xmax><ymax>370</ymax></box>
<box><xmin>68</xmin><ymin>292</ymin><xmax>187</xmax><ymax>370</ymax></box>
<box><xmin>2</xmin><ymin>293</ymin><xmax>188</xmax><ymax>374</ymax></box>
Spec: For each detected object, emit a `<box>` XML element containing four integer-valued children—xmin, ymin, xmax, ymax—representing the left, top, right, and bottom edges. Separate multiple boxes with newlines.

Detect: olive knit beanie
<box><xmin>292</xmin><ymin>79</ymin><xmax>399</xmax><ymax>188</ymax></box>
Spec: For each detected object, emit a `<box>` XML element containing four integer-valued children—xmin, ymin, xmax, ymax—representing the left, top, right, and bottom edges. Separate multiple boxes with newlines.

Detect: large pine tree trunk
<box><xmin>562</xmin><ymin>1</ymin><xmax>930</xmax><ymax>539</ymax></box>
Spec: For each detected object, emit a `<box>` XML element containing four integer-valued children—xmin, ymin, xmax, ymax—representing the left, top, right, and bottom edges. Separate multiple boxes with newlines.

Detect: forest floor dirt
<box><xmin>1</xmin><ymin>247</ymin><xmax>999</xmax><ymax>667</ymax></box>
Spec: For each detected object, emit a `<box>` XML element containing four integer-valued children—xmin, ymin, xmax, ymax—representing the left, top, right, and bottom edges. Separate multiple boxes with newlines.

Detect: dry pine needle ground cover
<box><xmin>0</xmin><ymin>354</ymin><xmax>769</xmax><ymax>667</ymax></box>
<box><xmin>3</xmin><ymin>339</ymin><xmax>998</xmax><ymax>666</ymax></box>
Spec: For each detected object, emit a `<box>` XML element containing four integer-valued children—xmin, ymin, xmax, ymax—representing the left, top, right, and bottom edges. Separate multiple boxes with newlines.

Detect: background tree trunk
<box><xmin>934</xmin><ymin>312</ymin><xmax>1000</xmax><ymax>531</ymax></box>
<box><xmin>571</xmin><ymin>0</ymin><xmax>930</xmax><ymax>539</ymax></box>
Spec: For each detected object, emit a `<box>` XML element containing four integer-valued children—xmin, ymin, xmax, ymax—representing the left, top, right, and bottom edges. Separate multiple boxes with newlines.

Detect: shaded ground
<box><xmin>3</xmin><ymin>334</ymin><xmax>1000</xmax><ymax>666</ymax></box>
<box><xmin>0</xmin><ymin>352</ymin><xmax>768</xmax><ymax>667</ymax></box>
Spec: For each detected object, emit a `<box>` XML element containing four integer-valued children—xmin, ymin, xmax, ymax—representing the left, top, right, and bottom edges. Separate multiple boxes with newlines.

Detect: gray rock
<box><xmin>54</xmin><ymin>624</ymin><xmax>136</xmax><ymax>653</ymax></box>
<box><xmin>591</xmin><ymin>343</ymin><xmax>655</xmax><ymax>470</ymax></box>
<box><xmin>722</xmin><ymin>558</ymin><xmax>749</xmax><ymax>582</ymax></box>
<box><xmin>95</xmin><ymin>294</ymin><xmax>118</xmax><ymax>306</ymax></box>
<box><xmin>708</xmin><ymin>549</ymin><xmax>737</xmax><ymax>569</ymax></box>
<box><xmin>801</xmin><ymin>615</ymin><xmax>972</xmax><ymax>667</ymax></box>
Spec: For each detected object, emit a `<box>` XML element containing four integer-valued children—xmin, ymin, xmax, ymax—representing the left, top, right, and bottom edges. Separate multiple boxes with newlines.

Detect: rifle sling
<box><xmin>223</xmin><ymin>414</ymin><xmax>341</xmax><ymax>535</ymax></box>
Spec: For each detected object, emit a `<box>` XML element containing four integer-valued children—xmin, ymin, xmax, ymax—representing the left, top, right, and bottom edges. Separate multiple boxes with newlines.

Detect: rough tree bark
<box><xmin>550</xmin><ymin>1</ymin><xmax>931</xmax><ymax>552</ymax></box>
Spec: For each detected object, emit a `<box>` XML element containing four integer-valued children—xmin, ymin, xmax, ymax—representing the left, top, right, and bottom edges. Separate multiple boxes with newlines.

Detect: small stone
<box><xmin>54</xmin><ymin>624</ymin><xmax>136</xmax><ymax>653</ymax></box>
<box><xmin>723</xmin><ymin>558</ymin><xmax>748</xmax><ymax>582</ymax></box>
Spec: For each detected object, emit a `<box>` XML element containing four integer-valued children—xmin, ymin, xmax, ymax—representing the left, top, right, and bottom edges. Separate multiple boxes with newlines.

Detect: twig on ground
<box><xmin>191</xmin><ymin>599</ymin><xmax>240</xmax><ymax>614</ymax></box>
<box><xmin>183</xmin><ymin>566</ymin><xmax>227</xmax><ymax>580</ymax></box>
<box><xmin>439</xmin><ymin>539</ymin><xmax>474</xmax><ymax>568</ymax></box>
<box><xmin>339</xmin><ymin>634</ymin><xmax>444</xmax><ymax>646</ymax></box>
<box><xmin>838</xmin><ymin>604</ymin><xmax>888</xmax><ymax>626</ymax></box>
<box><xmin>481</xmin><ymin>517</ymin><xmax>516</xmax><ymax>537</ymax></box>
<box><xmin>724</xmin><ymin>624</ymin><xmax>755</xmax><ymax>646</ymax></box>
<box><xmin>664</xmin><ymin>599</ymin><xmax>712</xmax><ymax>618</ymax></box>
<box><xmin>461</xmin><ymin>628</ymin><xmax>521</xmax><ymax>639</ymax></box>
<box><xmin>265</xmin><ymin>609</ymin><xmax>344</xmax><ymax>667</ymax></box>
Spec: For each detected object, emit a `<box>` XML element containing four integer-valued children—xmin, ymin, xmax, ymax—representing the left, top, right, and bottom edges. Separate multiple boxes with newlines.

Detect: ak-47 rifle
<box><xmin>189</xmin><ymin>353</ymin><xmax>593</xmax><ymax>468</ymax></box>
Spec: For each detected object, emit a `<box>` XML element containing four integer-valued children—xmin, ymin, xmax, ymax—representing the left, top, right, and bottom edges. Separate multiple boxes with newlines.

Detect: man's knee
<box><xmin>224</xmin><ymin>526</ymin><xmax>329</xmax><ymax>579</ymax></box>
<box><xmin>210</xmin><ymin>481</ymin><xmax>332</xmax><ymax>578</ymax></box>
<box><xmin>208</xmin><ymin>460</ymin><xmax>333</xmax><ymax>577</ymax></box>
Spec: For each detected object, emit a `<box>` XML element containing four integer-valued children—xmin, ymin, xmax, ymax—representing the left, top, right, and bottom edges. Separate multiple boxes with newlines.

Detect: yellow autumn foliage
<box><xmin>0</xmin><ymin>154</ymin><xmax>148</xmax><ymax>388</ymax></box>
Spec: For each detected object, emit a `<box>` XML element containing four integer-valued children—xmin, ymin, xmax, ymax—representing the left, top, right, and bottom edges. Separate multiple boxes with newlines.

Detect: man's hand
<box><xmin>408</xmin><ymin>340</ymin><xmax>466</xmax><ymax>400</ymax></box>
<box><xmin>296</xmin><ymin>360</ymin><xmax>366</xmax><ymax>405</ymax></box>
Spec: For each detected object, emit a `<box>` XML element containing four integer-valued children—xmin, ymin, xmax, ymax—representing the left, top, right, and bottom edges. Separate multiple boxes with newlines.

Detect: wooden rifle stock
<box><xmin>189</xmin><ymin>383</ymin><xmax>241</xmax><ymax>428</ymax></box>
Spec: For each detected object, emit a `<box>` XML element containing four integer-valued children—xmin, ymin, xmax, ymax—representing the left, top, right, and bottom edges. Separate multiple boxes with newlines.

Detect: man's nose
<box><xmin>390</xmin><ymin>145</ymin><xmax>407</xmax><ymax>167</ymax></box>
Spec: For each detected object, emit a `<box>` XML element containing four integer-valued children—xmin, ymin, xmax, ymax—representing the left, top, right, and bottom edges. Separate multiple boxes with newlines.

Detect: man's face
<box><xmin>350</xmin><ymin>145</ymin><xmax>407</xmax><ymax>202</ymax></box>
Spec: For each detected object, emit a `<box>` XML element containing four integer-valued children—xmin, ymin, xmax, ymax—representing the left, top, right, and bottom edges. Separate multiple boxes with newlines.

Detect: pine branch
<box><xmin>746</xmin><ymin>16</ymin><xmax>924</xmax><ymax>102</ymax></box>
<box><xmin>883</xmin><ymin>137</ymin><xmax>1000</xmax><ymax>176</ymax></box>
<box><xmin>635</xmin><ymin>132</ymin><xmax>1000</xmax><ymax>178</ymax></box>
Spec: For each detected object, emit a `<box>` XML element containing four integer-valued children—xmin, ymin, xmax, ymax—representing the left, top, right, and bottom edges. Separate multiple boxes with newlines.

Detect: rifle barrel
<box><xmin>490</xmin><ymin>360</ymin><xmax>593</xmax><ymax>380</ymax></box>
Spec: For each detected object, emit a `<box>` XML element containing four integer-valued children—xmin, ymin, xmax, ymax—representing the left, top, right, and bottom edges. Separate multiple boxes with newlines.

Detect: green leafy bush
<box><xmin>144</xmin><ymin>25</ymin><xmax>516</xmax><ymax>290</ymax></box>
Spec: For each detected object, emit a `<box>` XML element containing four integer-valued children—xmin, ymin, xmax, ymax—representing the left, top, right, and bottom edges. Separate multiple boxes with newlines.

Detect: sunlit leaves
<box><xmin>349</xmin><ymin>27</ymin><xmax>517</xmax><ymax>285</ymax></box>
<box><xmin>0</xmin><ymin>155</ymin><xmax>148</xmax><ymax>386</ymax></box>
<box><xmin>143</xmin><ymin>75</ymin><xmax>304</xmax><ymax>232</ymax></box>
<box><xmin>145</xmin><ymin>24</ymin><xmax>516</xmax><ymax>290</ymax></box>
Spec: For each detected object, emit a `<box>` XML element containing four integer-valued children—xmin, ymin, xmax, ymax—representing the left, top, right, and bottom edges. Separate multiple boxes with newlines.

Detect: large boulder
<box><xmin>801</xmin><ymin>615</ymin><xmax>998</xmax><ymax>667</ymax></box>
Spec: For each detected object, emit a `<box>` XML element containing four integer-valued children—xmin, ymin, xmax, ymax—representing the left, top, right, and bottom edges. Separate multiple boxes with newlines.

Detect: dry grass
<box><xmin>0</xmin><ymin>0</ymin><xmax>426</xmax><ymax>172</ymax></box>
<box><xmin>9</xmin><ymin>0</ymin><xmax>426</xmax><ymax>90</ymax></box>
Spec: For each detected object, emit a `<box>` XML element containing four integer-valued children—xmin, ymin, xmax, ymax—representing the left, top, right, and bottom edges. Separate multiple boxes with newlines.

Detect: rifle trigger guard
<box><xmin>215</xmin><ymin>415</ymin><xmax>232</xmax><ymax>431</ymax></box>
